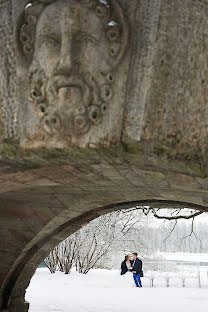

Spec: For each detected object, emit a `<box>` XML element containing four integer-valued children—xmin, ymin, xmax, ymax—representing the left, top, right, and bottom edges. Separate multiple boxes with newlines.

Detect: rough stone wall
<box><xmin>0</xmin><ymin>89</ymin><xmax>5</xmax><ymax>142</ymax></box>
<box><xmin>0</xmin><ymin>0</ymin><xmax>18</xmax><ymax>140</ymax></box>
<box><xmin>122</xmin><ymin>0</ymin><xmax>162</xmax><ymax>142</ymax></box>
<box><xmin>1</xmin><ymin>0</ymin><xmax>208</xmax><ymax>162</ymax></box>
<box><xmin>142</xmin><ymin>0</ymin><xmax>208</xmax><ymax>164</ymax></box>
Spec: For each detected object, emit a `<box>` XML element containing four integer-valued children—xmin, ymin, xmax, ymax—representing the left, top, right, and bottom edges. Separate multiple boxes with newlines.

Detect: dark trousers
<box><xmin>133</xmin><ymin>273</ymin><xmax>142</xmax><ymax>287</ymax></box>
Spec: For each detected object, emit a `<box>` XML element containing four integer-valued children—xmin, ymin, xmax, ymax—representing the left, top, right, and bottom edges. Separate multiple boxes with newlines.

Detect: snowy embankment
<box><xmin>26</xmin><ymin>268</ymin><xmax>208</xmax><ymax>312</ymax></box>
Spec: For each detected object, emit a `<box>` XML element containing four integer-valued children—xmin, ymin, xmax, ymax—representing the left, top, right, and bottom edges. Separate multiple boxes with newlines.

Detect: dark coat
<box><xmin>131</xmin><ymin>258</ymin><xmax>143</xmax><ymax>277</ymax></box>
<box><xmin>120</xmin><ymin>260</ymin><xmax>129</xmax><ymax>275</ymax></box>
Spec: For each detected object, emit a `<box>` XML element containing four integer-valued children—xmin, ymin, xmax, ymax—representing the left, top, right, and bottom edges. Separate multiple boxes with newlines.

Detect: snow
<box><xmin>159</xmin><ymin>252</ymin><xmax>208</xmax><ymax>262</ymax></box>
<box><xmin>25</xmin><ymin>3</ymin><xmax>32</xmax><ymax>9</ymax></box>
<box><xmin>108</xmin><ymin>21</ymin><xmax>117</xmax><ymax>26</ymax></box>
<box><xmin>26</xmin><ymin>268</ymin><xmax>208</xmax><ymax>312</ymax></box>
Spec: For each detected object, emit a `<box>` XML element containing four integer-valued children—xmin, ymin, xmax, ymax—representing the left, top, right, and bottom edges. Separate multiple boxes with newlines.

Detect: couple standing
<box><xmin>121</xmin><ymin>252</ymin><xmax>143</xmax><ymax>287</ymax></box>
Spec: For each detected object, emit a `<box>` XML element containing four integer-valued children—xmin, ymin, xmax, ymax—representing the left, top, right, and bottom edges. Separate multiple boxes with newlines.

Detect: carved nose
<box><xmin>58</xmin><ymin>53</ymin><xmax>72</xmax><ymax>73</ymax></box>
<box><xmin>57</xmin><ymin>33</ymin><xmax>73</xmax><ymax>74</ymax></box>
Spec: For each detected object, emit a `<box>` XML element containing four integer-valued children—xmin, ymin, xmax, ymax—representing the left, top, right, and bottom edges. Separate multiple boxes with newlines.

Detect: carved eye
<box><xmin>78</xmin><ymin>34</ymin><xmax>98</xmax><ymax>45</ymax></box>
<box><xmin>38</xmin><ymin>36</ymin><xmax>61</xmax><ymax>50</ymax></box>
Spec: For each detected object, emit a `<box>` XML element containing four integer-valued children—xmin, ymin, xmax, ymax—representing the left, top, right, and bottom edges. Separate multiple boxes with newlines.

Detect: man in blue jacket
<box><xmin>131</xmin><ymin>252</ymin><xmax>143</xmax><ymax>287</ymax></box>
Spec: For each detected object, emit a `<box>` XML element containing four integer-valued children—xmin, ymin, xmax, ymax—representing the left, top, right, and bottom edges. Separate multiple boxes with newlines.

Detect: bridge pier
<box><xmin>1</xmin><ymin>0</ymin><xmax>208</xmax><ymax>309</ymax></box>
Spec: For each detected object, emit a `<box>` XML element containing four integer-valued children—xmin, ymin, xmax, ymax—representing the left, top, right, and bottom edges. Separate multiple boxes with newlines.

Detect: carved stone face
<box><xmin>18</xmin><ymin>0</ymin><xmax>128</xmax><ymax>147</ymax></box>
<box><xmin>36</xmin><ymin>1</ymin><xmax>112</xmax><ymax>77</ymax></box>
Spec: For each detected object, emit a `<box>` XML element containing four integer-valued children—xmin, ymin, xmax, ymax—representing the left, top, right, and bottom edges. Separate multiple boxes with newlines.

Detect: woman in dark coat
<box><xmin>121</xmin><ymin>254</ymin><xmax>132</xmax><ymax>275</ymax></box>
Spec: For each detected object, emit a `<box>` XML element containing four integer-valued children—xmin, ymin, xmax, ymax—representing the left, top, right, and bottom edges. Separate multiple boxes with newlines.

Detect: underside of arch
<box><xmin>1</xmin><ymin>148</ymin><xmax>208</xmax><ymax>311</ymax></box>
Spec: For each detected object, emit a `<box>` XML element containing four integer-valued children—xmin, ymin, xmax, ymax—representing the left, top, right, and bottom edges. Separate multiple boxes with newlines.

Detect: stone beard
<box><xmin>29</xmin><ymin>62</ymin><xmax>113</xmax><ymax>144</ymax></box>
<box><xmin>18</xmin><ymin>0</ymin><xmax>128</xmax><ymax>146</ymax></box>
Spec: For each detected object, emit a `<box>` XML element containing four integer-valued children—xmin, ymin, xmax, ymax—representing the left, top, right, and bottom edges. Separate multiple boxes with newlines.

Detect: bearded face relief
<box><xmin>18</xmin><ymin>0</ymin><xmax>128</xmax><ymax>147</ymax></box>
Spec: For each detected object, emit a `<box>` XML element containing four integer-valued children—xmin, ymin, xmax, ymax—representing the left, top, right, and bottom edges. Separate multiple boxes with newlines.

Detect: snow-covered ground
<box><xmin>26</xmin><ymin>268</ymin><xmax>208</xmax><ymax>312</ymax></box>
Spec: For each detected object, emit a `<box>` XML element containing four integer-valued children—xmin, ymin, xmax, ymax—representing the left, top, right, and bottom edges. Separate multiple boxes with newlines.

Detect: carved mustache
<box><xmin>46</xmin><ymin>74</ymin><xmax>95</xmax><ymax>106</ymax></box>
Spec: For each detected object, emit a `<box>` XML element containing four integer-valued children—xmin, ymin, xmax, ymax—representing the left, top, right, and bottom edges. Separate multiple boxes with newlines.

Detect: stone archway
<box><xmin>1</xmin><ymin>148</ymin><xmax>208</xmax><ymax>311</ymax></box>
<box><xmin>2</xmin><ymin>0</ymin><xmax>208</xmax><ymax>311</ymax></box>
<box><xmin>4</xmin><ymin>200</ymin><xmax>208</xmax><ymax>312</ymax></box>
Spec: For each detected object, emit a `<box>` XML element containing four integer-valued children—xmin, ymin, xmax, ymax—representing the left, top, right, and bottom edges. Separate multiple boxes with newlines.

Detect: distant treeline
<box><xmin>136</xmin><ymin>220</ymin><xmax>208</xmax><ymax>254</ymax></box>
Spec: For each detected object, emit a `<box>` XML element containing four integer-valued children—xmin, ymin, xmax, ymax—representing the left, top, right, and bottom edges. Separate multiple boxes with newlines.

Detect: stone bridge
<box><xmin>1</xmin><ymin>0</ymin><xmax>208</xmax><ymax>311</ymax></box>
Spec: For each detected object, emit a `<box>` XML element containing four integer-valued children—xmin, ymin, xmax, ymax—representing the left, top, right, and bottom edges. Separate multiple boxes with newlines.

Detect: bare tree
<box><xmin>74</xmin><ymin>211</ymin><xmax>142</xmax><ymax>274</ymax></box>
<box><xmin>126</xmin><ymin>206</ymin><xmax>204</xmax><ymax>220</ymax></box>
<box><xmin>44</xmin><ymin>210</ymin><xmax>145</xmax><ymax>274</ymax></box>
<box><xmin>44</xmin><ymin>207</ymin><xmax>206</xmax><ymax>274</ymax></box>
<box><xmin>44</xmin><ymin>246</ymin><xmax>60</xmax><ymax>274</ymax></box>
<box><xmin>58</xmin><ymin>235</ymin><xmax>79</xmax><ymax>274</ymax></box>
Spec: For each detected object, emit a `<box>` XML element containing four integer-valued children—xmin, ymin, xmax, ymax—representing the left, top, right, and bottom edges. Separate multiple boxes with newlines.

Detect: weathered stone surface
<box><xmin>0</xmin><ymin>90</ymin><xmax>5</xmax><ymax>142</ymax></box>
<box><xmin>0</xmin><ymin>0</ymin><xmax>18</xmax><ymax>140</ymax></box>
<box><xmin>142</xmin><ymin>0</ymin><xmax>208</xmax><ymax>163</ymax></box>
<box><xmin>15</xmin><ymin>0</ymin><xmax>130</xmax><ymax>148</ymax></box>
<box><xmin>122</xmin><ymin>0</ymin><xmax>162</xmax><ymax>142</ymax></box>
<box><xmin>1</xmin><ymin>0</ymin><xmax>208</xmax><ymax>311</ymax></box>
<box><xmin>0</xmin><ymin>0</ymin><xmax>208</xmax><ymax>160</ymax></box>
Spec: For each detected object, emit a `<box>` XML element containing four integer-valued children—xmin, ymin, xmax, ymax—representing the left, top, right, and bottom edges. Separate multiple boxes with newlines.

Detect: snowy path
<box><xmin>26</xmin><ymin>269</ymin><xmax>208</xmax><ymax>312</ymax></box>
